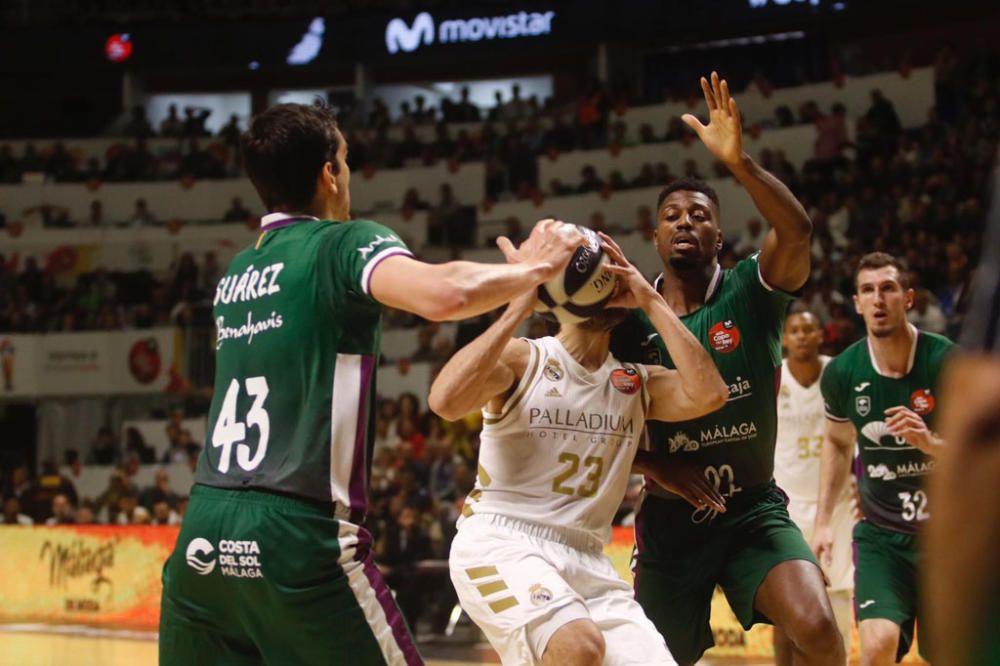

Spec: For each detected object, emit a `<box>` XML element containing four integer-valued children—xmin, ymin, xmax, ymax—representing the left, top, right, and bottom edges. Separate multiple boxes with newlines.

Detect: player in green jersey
<box><xmin>815</xmin><ymin>252</ymin><xmax>955</xmax><ymax>664</ymax></box>
<box><xmin>158</xmin><ymin>103</ymin><xmax>584</xmax><ymax>666</ymax></box>
<box><xmin>610</xmin><ymin>72</ymin><xmax>844</xmax><ymax>665</ymax></box>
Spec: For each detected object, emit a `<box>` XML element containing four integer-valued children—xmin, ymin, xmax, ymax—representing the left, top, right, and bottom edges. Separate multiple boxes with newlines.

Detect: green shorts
<box><xmin>634</xmin><ymin>482</ymin><xmax>818</xmax><ymax>664</ymax></box>
<box><xmin>159</xmin><ymin>484</ymin><xmax>422</xmax><ymax>666</ymax></box>
<box><xmin>853</xmin><ymin>520</ymin><xmax>929</xmax><ymax>662</ymax></box>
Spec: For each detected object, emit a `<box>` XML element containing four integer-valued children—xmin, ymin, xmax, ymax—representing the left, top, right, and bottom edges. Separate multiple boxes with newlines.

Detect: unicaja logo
<box><xmin>386</xmin><ymin>10</ymin><xmax>556</xmax><ymax>54</ymax></box>
<box><xmin>186</xmin><ymin>538</ymin><xmax>216</xmax><ymax>575</ymax></box>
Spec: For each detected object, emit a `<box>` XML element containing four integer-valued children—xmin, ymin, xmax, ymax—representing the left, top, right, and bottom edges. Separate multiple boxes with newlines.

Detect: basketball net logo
<box><xmin>385</xmin><ymin>13</ymin><xmax>434</xmax><ymax>54</ymax></box>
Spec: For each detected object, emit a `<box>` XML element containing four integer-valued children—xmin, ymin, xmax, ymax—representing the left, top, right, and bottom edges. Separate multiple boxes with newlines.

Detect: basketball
<box><xmin>535</xmin><ymin>225</ymin><xmax>618</xmax><ymax>324</ymax></box>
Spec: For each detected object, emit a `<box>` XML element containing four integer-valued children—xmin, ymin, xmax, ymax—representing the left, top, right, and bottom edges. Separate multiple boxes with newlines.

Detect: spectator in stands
<box><xmin>455</xmin><ymin>86</ymin><xmax>480</xmax><ymax>122</ymax></box>
<box><xmin>907</xmin><ymin>288</ymin><xmax>948</xmax><ymax>334</ymax></box>
<box><xmin>2</xmin><ymin>495</ymin><xmax>32</xmax><ymax>525</ymax></box>
<box><xmin>427</xmin><ymin>183</ymin><xmax>461</xmax><ymax>245</ymax></box>
<box><xmin>378</xmin><ymin>503</ymin><xmax>434</xmax><ymax>628</ymax></box>
<box><xmin>75</xmin><ymin>501</ymin><xmax>97</xmax><ymax>525</ymax></box>
<box><xmin>162</xmin><ymin>422</ymin><xmax>186</xmax><ymax>464</ymax></box>
<box><xmin>94</xmin><ymin>468</ymin><xmax>133</xmax><ymax>523</ymax></box>
<box><xmin>129</xmin><ymin>198</ymin><xmax>157</xmax><ymax>226</ymax></box>
<box><xmin>401</xmin><ymin>187</ymin><xmax>430</xmax><ymax>213</ymax></box>
<box><xmin>87</xmin><ymin>426</ymin><xmax>119</xmax><ymax>465</ymax></box>
<box><xmin>160</xmin><ymin>104</ymin><xmax>184</xmax><ymax>137</ymax></box>
<box><xmin>635</xmin><ymin>205</ymin><xmax>655</xmax><ymax>238</ymax></box>
<box><xmin>183</xmin><ymin>106</ymin><xmax>212</xmax><ymax>137</ymax></box>
<box><xmin>218</xmin><ymin>114</ymin><xmax>241</xmax><ymax>148</ymax></box>
<box><xmin>577</xmin><ymin>165</ymin><xmax>604</xmax><ymax>194</ymax></box>
<box><xmin>45</xmin><ymin>493</ymin><xmax>76</xmax><ymax>525</ymax></box>
<box><xmin>815</xmin><ymin>103</ymin><xmax>849</xmax><ymax>163</ymax></box>
<box><xmin>223</xmin><ymin>196</ymin><xmax>251</xmax><ymax>223</ymax></box>
<box><xmin>151</xmin><ymin>500</ymin><xmax>180</xmax><ymax>526</ymax></box>
<box><xmin>20</xmin><ymin>459</ymin><xmax>78</xmax><ymax>523</ymax></box>
<box><xmin>866</xmin><ymin>89</ymin><xmax>902</xmax><ymax>138</ymax></box>
<box><xmin>201</xmin><ymin>251</ymin><xmax>223</xmax><ymax>295</ymax></box>
<box><xmin>125</xmin><ymin>105</ymin><xmax>154</xmax><ymax>139</ymax></box>
<box><xmin>140</xmin><ymin>469</ymin><xmax>180</xmax><ymax>511</ymax></box>
<box><xmin>116</xmin><ymin>488</ymin><xmax>151</xmax><ymax>525</ymax></box>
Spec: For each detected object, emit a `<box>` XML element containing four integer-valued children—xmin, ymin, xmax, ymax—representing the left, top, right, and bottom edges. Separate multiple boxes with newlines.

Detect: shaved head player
<box><xmin>611</xmin><ymin>72</ymin><xmax>844</xmax><ymax>665</ymax></box>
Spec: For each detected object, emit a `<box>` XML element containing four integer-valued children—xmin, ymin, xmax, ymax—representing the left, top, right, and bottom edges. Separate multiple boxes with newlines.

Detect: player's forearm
<box><xmin>643</xmin><ymin>296</ymin><xmax>729</xmax><ymax>410</ymax></box>
<box><xmin>728</xmin><ymin>153</ymin><xmax>811</xmax><ymax>242</ymax></box>
<box><xmin>816</xmin><ymin>434</ymin><xmax>852</xmax><ymax>527</ymax></box>
<box><xmin>431</xmin><ymin>261</ymin><xmax>547</xmax><ymax>321</ymax></box>
<box><xmin>427</xmin><ymin>303</ymin><xmax>528</xmax><ymax>420</ymax></box>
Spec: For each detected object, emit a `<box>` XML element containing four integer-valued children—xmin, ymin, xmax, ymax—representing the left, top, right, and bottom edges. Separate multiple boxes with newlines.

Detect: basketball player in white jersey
<box><xmin>429</xmin><ymin>233</ymin><xmax>730</xmax><ymax>666</ymax></box>
<box><xmin>772</xmin><ymin>311</ymin><xmax>854</xmax><ymax>664</ymax></box>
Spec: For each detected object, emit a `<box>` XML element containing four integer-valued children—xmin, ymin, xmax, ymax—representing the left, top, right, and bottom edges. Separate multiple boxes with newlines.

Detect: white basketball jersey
<box><xmin>773</xmin><ymin>356</ymin><xmax>831</xmax><ymax>503</ymax></box>
<box><xmin>462</xmin><ymin>336</ymin><xmax>649</xmax><ymax>544</ymax></box>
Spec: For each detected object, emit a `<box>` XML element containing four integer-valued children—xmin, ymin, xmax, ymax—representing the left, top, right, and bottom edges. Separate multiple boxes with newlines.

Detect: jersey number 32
<box><xmin>212</xmin><ymin>376</ymin><xmax>270</xmax><ymax>474</ymax></box>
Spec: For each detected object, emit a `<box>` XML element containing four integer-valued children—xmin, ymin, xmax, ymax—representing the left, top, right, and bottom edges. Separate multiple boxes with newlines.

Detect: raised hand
<box><xmin>681</xmin><ymin>71</ymin><xmax>744</xmax><ymax>168</ymax></box>
<box><xmin>598</xmin><ymin>231</ymin><xmax>659</xmax><ymax>311</ymax></box>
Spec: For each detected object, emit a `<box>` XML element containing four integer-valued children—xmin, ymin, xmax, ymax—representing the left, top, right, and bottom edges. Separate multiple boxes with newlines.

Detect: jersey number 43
<box><xmin>212</xmin><ymin>376</ymin><xmax>271</xmax><ymax>474</ymax></box>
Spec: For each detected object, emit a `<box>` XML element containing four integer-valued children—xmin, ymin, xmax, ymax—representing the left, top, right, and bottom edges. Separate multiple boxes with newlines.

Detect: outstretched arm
<box><xmin>600</xmin><ymin>232</ymin><xmax>729</xmax><ymax>421</ymax></box>
<box><xmin>427</xmin><ymin>293</ymin><xmax>534</xmax><ymax>421</ymax></box>
<box><xmin>812</xmin><ymin>418</ymin><xmax>856</xmax><ymax>566</ymax></box>
<box><xmin>682</xmin><ymin>72</ymin><xmax>812</xmax><ymax>292</ymax></box>
<box><xmin>370</xmin><ymin>219</ymin><xmax>582</xmax><ymax>321</ymax></box>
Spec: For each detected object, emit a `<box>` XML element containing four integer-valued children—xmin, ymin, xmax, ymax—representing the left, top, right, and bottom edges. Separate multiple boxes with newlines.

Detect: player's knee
<box><xmin>860</xmin><ymin>631</ymin><xmax>898</xmax><ymax>662</ymax></box>
<box><xmin>790</xmin><ymin>610</ymin><xmax>845</xmax><ymax>659</ymax></box>
<box><xmin>543</xmin><ymin>619</ymin><xmax>605</xmax><ymax>666</ymax></box>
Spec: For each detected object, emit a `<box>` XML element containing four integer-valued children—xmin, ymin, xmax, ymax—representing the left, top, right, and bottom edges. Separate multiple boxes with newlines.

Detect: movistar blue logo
<box><xmin>385</xmin><ymin>11</ymin><xmax>555</xmax><ymax>55</ymax></box>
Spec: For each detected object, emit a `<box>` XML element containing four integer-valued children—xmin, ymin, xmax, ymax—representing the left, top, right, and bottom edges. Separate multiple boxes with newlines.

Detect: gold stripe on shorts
<box><xmin>476</xmin><ymin>580</ymin><xmax>507</xmax><ymax>596</ymax></box>
<box><xmin>488</xmin><ymin>596</ymin><xmax>519</xmax><ymax>613</ymax></box>
<box><xmin>465</xmin><ymin>565</ymin><xmax>498</xmax><ymax>580</ymax></box>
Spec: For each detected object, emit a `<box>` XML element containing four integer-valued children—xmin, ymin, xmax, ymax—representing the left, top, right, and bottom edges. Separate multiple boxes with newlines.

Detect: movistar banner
<box><xmin>386</xmin><ymin>10</ymin><xmax>556</xmax><ymax>54</ymax></box>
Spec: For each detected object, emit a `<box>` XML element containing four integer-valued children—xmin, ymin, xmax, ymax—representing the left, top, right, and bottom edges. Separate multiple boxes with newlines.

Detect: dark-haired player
<box><xmin>158</xmin><ymin>103</ymin><xmax>583</xmax><ymax>666</ymax></box>
<box><xmin>815</xmin><ymin>252</ymin><xmax>955</xmax><ymax>665</ymax></box>
<box><xmin>611</xmin><ymin>72</ymin><xmax>844</xmax><ymax>665</ymax></box>
<box><xmin>429</xmin><ymin>233</ymin><xmax>728</xmax><ymax>666</ymax></box>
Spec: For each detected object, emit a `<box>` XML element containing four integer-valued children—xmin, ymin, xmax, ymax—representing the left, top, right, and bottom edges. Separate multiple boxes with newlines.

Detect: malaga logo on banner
<box><xmin>386</xmin><ymin>10</ymin><xmax>556</xmax><ymax>54</ymax></box>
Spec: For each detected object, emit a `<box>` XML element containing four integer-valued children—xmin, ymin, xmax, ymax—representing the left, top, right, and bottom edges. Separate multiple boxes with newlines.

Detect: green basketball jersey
<box><xmin>610</xmin><ymin>254</ymin><xmax>793</xmax><ymax>505</ymax></box>
<box><xmin>821</xmin><ymin>328</ymin><xmax>955</xmax><ymax>534</ymax></box>
<box><xmin>194</xmin><ymin>213</ymin><xmax>412</xmax><ymax>520</ymax></box>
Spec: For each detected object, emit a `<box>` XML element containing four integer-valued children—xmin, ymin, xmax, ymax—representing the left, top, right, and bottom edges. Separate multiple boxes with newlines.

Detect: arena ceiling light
<box><xmin>105</xmin><ymin>33</ymin><xmax>133</xmax><ymax>63</ymax></box>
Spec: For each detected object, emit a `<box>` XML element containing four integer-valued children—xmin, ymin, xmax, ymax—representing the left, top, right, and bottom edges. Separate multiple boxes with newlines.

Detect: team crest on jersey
<box><xmin>708</xmin><ymin>320</ymin><xmax>741</xmax><ymax>353</ymax></box>
<box><xmin>668</xmin><ymin>432</ymin><xmax>699</xmax><ymax>453</ymax></box>
<box><xmin>856</xmin><ymin>395</ymin><xmax>871</xmax><ymax>417</ymax></box>
<box><xmin>910</xmin><ymin>388</ymin><xmax>935</xmax><ymax>415</ymax></box>
<box><xmin>543</xmin><ymin>359</ymin><xmax>564</xmax><ymax>382</ymax></box>
<box><xmin>610</xmin><ymin>367</ymin><xmax>640</xmax><ymax>394</ymax></box>
<box><xmin>529</xmin><ymin>583</ymin><xmax>553</xmax><ymax>606</ymax></box>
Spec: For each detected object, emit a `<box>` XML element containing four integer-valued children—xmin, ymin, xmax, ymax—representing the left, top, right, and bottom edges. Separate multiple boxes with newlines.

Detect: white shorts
<box><xmin>449</xmin><ymin>513</ymin><xmax>674</xmax><ymax>666</ymax></box>
<box><xmin>787</xmin><ymin>495</ymin><xmax>854</xmax><ymax>592</ymax></box>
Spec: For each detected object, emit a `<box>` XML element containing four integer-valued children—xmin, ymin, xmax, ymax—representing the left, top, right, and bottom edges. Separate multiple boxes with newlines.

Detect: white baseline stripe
<box><xmin>330</xmin><ymin>353</ymin><xmax>362</xmax><ymax>508</ymax></box>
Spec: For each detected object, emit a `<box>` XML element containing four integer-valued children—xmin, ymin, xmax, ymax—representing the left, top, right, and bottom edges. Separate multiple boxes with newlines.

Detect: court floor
<box><xmin>0</xmin><ymin>626</ymin><xmax>773</xmax><ymax>665</ymax></box>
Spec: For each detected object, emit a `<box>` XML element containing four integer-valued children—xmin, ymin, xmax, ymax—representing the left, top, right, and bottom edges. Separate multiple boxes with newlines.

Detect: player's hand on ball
<box><xmin>599</xmin><ymin>232</ymin><xmax>659</xmax><ymax>310</ymax></box>
<box><xmin>681</xmin><ymin>71</ymin><xmax>744</xmax><ymax>168</ymax></box>
<box><xmin>645</xmin><ymin>457</ymin><xmax>727</xmax><ymax>514</ymax></box>
<box><xmin>498</xmin><ymin>218</ymin><xmax>584</xmax><ymax>283</ymax></box>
